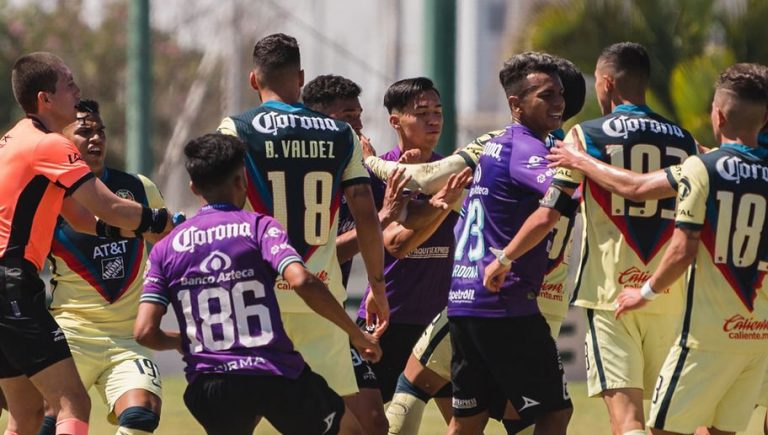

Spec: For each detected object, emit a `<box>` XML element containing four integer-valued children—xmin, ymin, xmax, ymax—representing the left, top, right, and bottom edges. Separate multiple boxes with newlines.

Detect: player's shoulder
<box><xmin>471</xmin><ymin>129</ymin><xmax>506</xmax><ymax>147</ymax></box>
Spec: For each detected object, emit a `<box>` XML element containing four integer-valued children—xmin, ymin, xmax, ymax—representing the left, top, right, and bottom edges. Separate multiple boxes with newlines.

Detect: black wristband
<box><xmin>135</xmin><ymin>206</ymin><xmax>153</xmax><ymax>234</ymax></box>
<box><xmin>149</xmin><ymin>208</ymin><xmax>169</xmax><ymax>233</ymax></box>
<box><xmin>95</xmin><ymin>219</ymin><xmax>128</xmax><ymax>239</ymax></box>
<box><xmin>96</xmin><ymin>219</ymin><xmax>109</xmax><ymax>237</ymax></box>
<box><xmin>540</xmin><ymin>186</ymin><xmax>579</xmax><ymax>217</ymax></box>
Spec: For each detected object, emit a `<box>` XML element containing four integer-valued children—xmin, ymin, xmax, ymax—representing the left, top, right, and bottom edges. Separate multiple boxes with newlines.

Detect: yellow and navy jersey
<box><xmin>48</xmin><ymin>168</ymin><xmax>164</xmax><ymax>337</ymax></box>
<box><xmin>218</xmin><ymin>101</ymin><xmax>369</xmax><ymax>312</ymax></box>
<box><xmin>554</xmin><ymin>105</ymin><xmax>698</xmax><ymax>313</ymax></box>
<box><xmin>674</xmin><ymin>144</ymin><xmax>768</xmax><ymax>353</ymax></box>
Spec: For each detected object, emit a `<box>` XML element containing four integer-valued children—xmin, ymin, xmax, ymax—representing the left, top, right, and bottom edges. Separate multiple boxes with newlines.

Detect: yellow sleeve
<box><xmin>217</xmin><ymin>117</ymin><xmax>238</xmax><ymax>137</ymax></box>
<box><xmin>675</xmin><ymin>156</ymin><xmax>709</xmax><ymax>229</ymax></box>
<box><xmin>137</xmin><ymin>174</ymin><xmax>166</xmax><ymax>209</ymax></box>
<box><xmin>552</xmin><ymin>126</ymin><xmax>586</xmax><ymax>188</ymax></box>
<box><xmin>664</xmin><ymin>164</ymin><xmax>684</xmax><ymax>191</ymax></box>
<box><xmin>341</xmin><ymin>131</ymin><xmax>370</xmax><ymax>185</ymax></box>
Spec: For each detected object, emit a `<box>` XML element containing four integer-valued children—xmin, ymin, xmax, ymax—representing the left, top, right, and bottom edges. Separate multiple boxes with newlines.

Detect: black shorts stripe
<box><xmin>569</xmin><ymin>234</ymin><xmax>589</xmax><ymax>303</ymax></box>
<box><xmin>651</xmin><ymin>345</ymin><xmax>690</xmax><ymax>429</ymax></box>
<box><xmin>678</xmin><ymin>260</ymin><xmax>697</xmax><ymax>348</ymax></box>
<box><xmin>418</xmin><ymin>321</ymin><xmax>450</xmax><ymax>366</ymax></box>
<box><xmin>586</xmin><ymin>309</ymin><xmax>607</xmax><ymax>391</ymax></box>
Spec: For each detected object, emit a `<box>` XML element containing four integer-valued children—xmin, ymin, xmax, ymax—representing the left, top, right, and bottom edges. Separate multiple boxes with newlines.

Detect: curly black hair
<box><xmin>302</xmin><ymin>75</ymin><xmax>361</xmax><ymax>111</ymax></box>
<box><xmin>184</xmin><ymin>134</ymin><xmax>246</xmax><ymax>191</ymax></box>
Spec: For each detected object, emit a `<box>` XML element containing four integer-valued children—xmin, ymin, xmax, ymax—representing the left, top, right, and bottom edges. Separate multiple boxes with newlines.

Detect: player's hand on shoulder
<box><xmin>380</xmin><ymin>167</ymin><xmax>414</xmax><ymax>226</ymax></box>
<box><xmin>429</xmin><ymin>167</ymin><xmax>472</xmax><ymax>210</ymax></box>
<box><xmin>398</xmin><ymin>149</ymin><xmax>421</xmax><ymax>164</ymax></box>
<box><xmin>546</xmin><ymin>140</ymin><xmax>586</xmax><ymax>170</ymax></box>
<box><xmin>614</xmin><ymin>287</ymin><xmax>646</xmax><ymax>318</ymax></box>
<box><xmin>360</xmin><ymin>133</ymin><xmax>376</xmax><ymax>159</ymax></box>
<box><xmin>351</xmin><ymin>331</ymin><xmax>382</xmax><ymax>364</ymax></box>
<box><xmin>483</xmin><ymin>258</ymin><xmax>510</xmax><ymax>293</ymax></box>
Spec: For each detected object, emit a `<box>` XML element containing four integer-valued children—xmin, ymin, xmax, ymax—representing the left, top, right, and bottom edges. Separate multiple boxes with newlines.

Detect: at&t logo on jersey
<box><xmin>252</xmin><ymin>111</ymin><xmax>340</xmax><ymax>136</ymax></box>
<box><xmin>715</xmin><ymin>155</ymin><xmax>768</xmax><ymax>184</ymax></box>
<box><xmin>172</xmin><ymin>223</ymin><xmax>252</xmax><ymax>253</ymax></box>
<box><xmin>601</xmin><ymin>116</ymin><xmax>685</xmax><ymax>139</ymax></box>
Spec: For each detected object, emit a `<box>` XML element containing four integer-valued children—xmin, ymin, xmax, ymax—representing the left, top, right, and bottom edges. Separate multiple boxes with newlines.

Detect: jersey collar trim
<box><xmin>261</xmin><ymin>100</ymin><xmax>305</xmax><ymax>113</ymax></box>
<box><xmin>721</xmin><ymin>142</ymin><xmax>768</xmax><ymax>160</ymax></box>
<box><xmin>200</xmin><ymin>203</ymin><xmax>240</xmax><ymax>212</ymax></box>
<box><xmin>27</xmin><ymin>115</ymin><xmax>52</xmax><ymax>133</ymax></box>
<box><xmin>613</xmin><ymin>104</ymin><xmax>652</xmax><ymax>114</ymax></box>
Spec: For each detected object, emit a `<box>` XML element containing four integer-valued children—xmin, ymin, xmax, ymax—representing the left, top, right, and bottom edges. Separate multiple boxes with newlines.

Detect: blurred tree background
<box><xmin>0</xmin><ymin>0</ymin><xmax>223</xmax><ymax>171</ymax></box>
<box><xmin>520</xmin><ymin>0</ymin><xmax>768</xmax><ymax>146</ymax></box>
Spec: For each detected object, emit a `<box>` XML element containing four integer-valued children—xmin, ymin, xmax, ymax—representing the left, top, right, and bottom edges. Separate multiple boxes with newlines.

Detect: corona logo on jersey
<box><xmin>252</xmin><ymin>111</ymin><xmax>340</xmax><ymax>136</ymax></box>
<box><xmin>715</xmin><ymin>155</ymin><xmax>768</xmax><ymax>184</ymax></box>
<box><xmin>275</xmin><ymin>269</ymin><xmax>329</xmax><ymax>291</ymax></box>
<box><xmin>723</xmin><ymin>315</ymin><xmax>768</xmax><ymax>340</ymax></box>
<box><xmin>172</xmin><ymin>223</ymin><xmax>252</xmax><ymax>253</ymax></box>
<box><xmin>601</xmin><ymin>115</ymin><xmax>686</xmax><ymax>139</ymax></box>
<box><xmin>617</xmin><ymin>266</ymin><xmax>653</xmax><ymax>287</ymax></box>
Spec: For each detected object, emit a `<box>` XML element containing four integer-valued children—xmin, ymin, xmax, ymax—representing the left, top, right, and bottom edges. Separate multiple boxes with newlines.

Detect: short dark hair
<box><xmin>302</xmin><ymin>75</ymin><xmax>362</xmax><ymax>111</ymax></box>
<box><xmin>383</xmin><ymin>77</ymin><xmax>440</xmax><ymax>113</ymax></box>
<box><xmin>555</xmin><ymin>57</ymin><xmax>586</xmax><ymax>122</ymax></box>
<box><xmin>75</xmin><ymin>99</ymin><xmax>100</xmax><ymax>114</ymax></box>
<box><xmin>11</xmin><ymin>52</ymin><xmax>65</xmax><ymax>114</ymax></box>
<box><xmin>598</xmin><ymin>42</ymin><xmax>650</xmax><ymax>83</ymax></box>
<box><xmin>716</xmin><ymin>63</ymin><xmax>768</xmax><ymax>105</ymax></box>
<box><xmin>252</xmin><ymin>33</ymin><xmax>300</xmax><ymax>85</ymax></box>
<box><xmin>184</xmin><ymin>134</ymin><xmax>246</xmax><ymax>191</ymax></box>
<box><xmin>498</xmin><ymin>52</ymin><xmax>559</xmax><ymax>98</ymax></box>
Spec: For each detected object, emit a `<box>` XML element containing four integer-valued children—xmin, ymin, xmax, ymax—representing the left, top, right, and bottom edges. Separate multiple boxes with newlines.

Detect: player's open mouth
<box><xmin>87</xmin><ymin>147</ymin><xmax>102</xmax><ymax>156</ymax></box>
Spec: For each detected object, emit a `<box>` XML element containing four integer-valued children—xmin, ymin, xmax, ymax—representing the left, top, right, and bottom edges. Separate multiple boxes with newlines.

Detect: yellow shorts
<box><xmin>757</xmin><ymin>368</ymin><xmax>768</xmax><ymax>407</ymax></box>
<box><xmin>648</xmin><ymin>345</ymin><xmax>768</xmax><ymax>433</ymax></box>
<box><xmin>61</xmin><ymin>325</ymin><xmax>162</xmax><ymax>423</ymax></box>
<box><xmin>412</xmin><ymin>309</ymin><xmax>564</xmax><ymax>382</ymax></box>
<box><xmin>281</xmin><ymin>311</ymin><xmax>358</xmax><ymax>396</ymax></box>
<box><xmin>584</xmin><ymin>308</ymin><xmax>679</xmax><ymax>398</ymax></box>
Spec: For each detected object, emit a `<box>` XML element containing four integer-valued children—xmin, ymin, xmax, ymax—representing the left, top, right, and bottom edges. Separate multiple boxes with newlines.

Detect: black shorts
<box><xmin>0</xmin><ymin>259</ymin><xmax>71</xmax><ymax>378</ymax></box>
<box><xmin>184</xmin><ymin>366</ymin><xmax>345</xmax><ymax>435</ymax></box>
<box><xmin>350</xmin><ymin>345</ymin><xmax>379</xmax><ymax>390</ymax></box>
<box><xmin>449</xmin><ymin>314</ymin><xmax>572</xmax><ymax>421</ymax></box>
<box><xmin>355</xmin><ymin>319</ymin><xmax>425</xmax><ymax>402</ymax></box>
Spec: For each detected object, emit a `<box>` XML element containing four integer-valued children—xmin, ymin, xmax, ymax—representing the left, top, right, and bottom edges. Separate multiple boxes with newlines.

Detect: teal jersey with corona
<box><xmin>674</xmin><ymin>144</ymin><xmax>768</xmax><ymax>353</ymax></box>
<box><xmin>49</xmin><ymin>169</ymin><xmax>164</xmax><ymax>337</ymax></box>
<box><xmin>554</xmin><ymin>104</ymin><xmax>698</xmax><ymax>313</ymax></box>
<box><xmin>218</xmin><ymin>101</ymin><xmax>369</xmax><ymax>312</ymax></box>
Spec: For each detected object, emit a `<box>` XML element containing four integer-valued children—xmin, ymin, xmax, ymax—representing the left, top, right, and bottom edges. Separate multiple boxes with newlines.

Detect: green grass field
<box><xmin>4</xmin><ymin>377</ymin><xmax>766</xmax><ymax>434</ymax></box>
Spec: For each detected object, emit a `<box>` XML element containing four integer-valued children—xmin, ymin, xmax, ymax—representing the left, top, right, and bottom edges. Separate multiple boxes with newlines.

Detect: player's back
<box><xmin>144</xmin><ymin>205</ymin><xmax>306</xmax><ymax>381</ymax></box>
<box><xmin>556</xmin><ymin>105</ymin><xmax>698</xmax><ymax>313</ymax></box>
<box><xmin>218</xmin><ymin>101</ymin><xmax>369</xmax><ymax>311</ymax></box>
<box><xmin>675</xmin><ymin>144</ymin><xmax>768</xmax><ymax>353</ymax></box>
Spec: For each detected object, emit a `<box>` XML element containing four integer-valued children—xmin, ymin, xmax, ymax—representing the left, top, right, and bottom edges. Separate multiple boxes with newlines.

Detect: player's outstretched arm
<box><xmin>615</xmin><ymin>227</ymin><xmax>700</xmax><ymax>317</ymax></box>
<box><xmin>384</xmin><ymin>168</ymin><xmax>471</xmax><ymax>258</ymax></box>
<box><xmin>365</xmin><ymin>154</ymin><xmax>472</xmax><ymax>195</ymax></box>
<box><xmin>134</xmin><ymin>302</ymin><xmax>181</xmax><ymax>352</ymax></box>
<box><xmin>344</xmin><ymin>182</ymin><xmax>389</xmax><ymax>336</ymax></box>
<box><xmin>70</xmin><ymin>178</ymin><xmax>174</xmax><ymax>235</ymax></box>
<box><xmin>547</xmin><ymin>140</ymin><xmax>675</xmax><ymax>202</ymax></box>
<box><xmin>285</xmin><ymin>263</ymin><xmax>382</xmax><ymax>363</ymax></box>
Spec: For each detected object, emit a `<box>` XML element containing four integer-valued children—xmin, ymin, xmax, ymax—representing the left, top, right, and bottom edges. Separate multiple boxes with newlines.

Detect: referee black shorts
<box><xmin>449</xmin><ymin>314</ymin><xmax>572</xmax><ymax>421</ymax></box>
<box><xmin>0</xmin><ymin>258</ymin><xmax>72</xmax><ymax>378</ymax></box>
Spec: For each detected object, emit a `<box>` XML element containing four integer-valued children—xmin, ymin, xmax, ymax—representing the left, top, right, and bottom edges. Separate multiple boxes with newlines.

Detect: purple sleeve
<box><xmin>140</xmin><ymin>240</ymin><xmax>170</xmax><ymax>306</ymax></box>
<box><xmin>256</xmin><ymin>215</ymin><xmax>305</xmax><ymax>276</ymax></box>
<box><xmin>508</xmin><ymin>139</ymin><xmax>554</xmax><ymax>197</ymax></box>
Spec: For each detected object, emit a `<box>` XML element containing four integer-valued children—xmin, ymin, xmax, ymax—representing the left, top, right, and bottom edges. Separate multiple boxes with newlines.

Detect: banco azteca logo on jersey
<box><xmin>252</xmin><ymin>111</ymin><xmax>340</xmax><ymax>136</ymax></box>
<box><xmin>200</xmin><ymin>250</ymin><xmax>232</xmax><ymax>273</ymax></box>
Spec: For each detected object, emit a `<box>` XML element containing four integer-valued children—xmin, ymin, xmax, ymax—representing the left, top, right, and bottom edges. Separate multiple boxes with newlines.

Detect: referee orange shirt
<box><xmin>0</xmin><ymin>116</ymin><xmax>93</xmax><ymax>270</ymax></box>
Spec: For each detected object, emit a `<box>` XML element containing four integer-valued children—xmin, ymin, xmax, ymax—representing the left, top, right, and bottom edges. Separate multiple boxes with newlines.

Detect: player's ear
<box><xmin>389</xmin><ymin>113</ymin><xmax>400</xmax><ymax>130</ymax></box>
<box><xmin>189</xmin><ymin>180</ymin><xmax>200</xmax><ymax>196</ymax></box>
<box><xmin>37</xmin><ymin>91</ymin><xmax>50</xmax><ymax>110</ymax></box>
<box><xmin>249</xmin><ymin>71</ymin><xmax>260</xmax><ymax>92</ymax></box>
<box><xmin>507</xmin><ymin>95</ymin><xmax>520</xmax><ymax>117</ymax></box>
<box><xmin>298</xmin><ymin>69</ymin><xmax>305</xmax><ymax>88</ymax></box>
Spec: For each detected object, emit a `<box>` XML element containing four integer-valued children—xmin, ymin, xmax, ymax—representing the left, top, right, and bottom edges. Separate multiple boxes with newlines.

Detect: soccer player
<box><xmin>518</xmin><ymin>42</ymin><xmax>698</xmax><ymax>435</ymax></box>
<box><xmin>614</xmin><ymin>63</ymin><xmax>768</xmax><ymax>435</ymax></box>
<box><xmin>135</xmin><ymin>133</ymin><xmax>383</xmax><ymax>435</ymax></box>
<box><xmin>302</xmin><ymin>73</ymin><xmax>419</xmax><ymax>435</ymax></box>
<box><xmin>216</xmin><ymin>34</ymin><xmax>387</xmax><ymax>410</ymax></box>
<box><xmin>447</xmin><ymin>52</ymin><xmax>574</xmax><ymax>435</ymax></box>
<box><xmin>384</xmin><ymin>56</ymin><xmax>587</xmax><ymax>435</ymax></box>
<box><xmin>0</xmin><ymin>52</ymin><xmax>175</xmax><ymax>435</ymax></box>
<box><xmin>37</xmin><ymin>100</ymin><xmax>164</xmax><ymax>435</ymax></box>
<box><xmin>353</xmin><ymin>77</ymin><xmax>469</xmax><ymax>407</ymax></box>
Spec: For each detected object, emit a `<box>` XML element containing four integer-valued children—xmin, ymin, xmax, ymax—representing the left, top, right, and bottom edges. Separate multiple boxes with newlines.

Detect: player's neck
<box><xmin>258</xmin><ymin>88</ymin><xmax>300</xmax><ymax>105</ymax></box>
<box><xmin>29</xmin><ymin>112</ymin><xmax>67</xmax><ymax>133</ymax></box>
<box><xmin>612</xmin><ymin>95</ymin><xmax>646</xmax><ymax>111</ymax></box>
<box><xmin>720</xmin><ymin>131</ymin><xmax>759</xmax><ymax>148</ymax></box>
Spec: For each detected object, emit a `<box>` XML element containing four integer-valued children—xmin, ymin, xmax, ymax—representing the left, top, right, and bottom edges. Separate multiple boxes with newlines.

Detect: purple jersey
<box><xmin>448</xmin><ymin>124</ymin><xmax>556</xmax><ymax>318</ymax></box>
<box><xmin>142</xmin><ymin>204</ymin><xmax>306</xmax><ymax>382</ymax></box>
<box><xmin>357</xmin><ymin>147</ymin><xmax>459</xmax><ymax>325</ymax></box>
